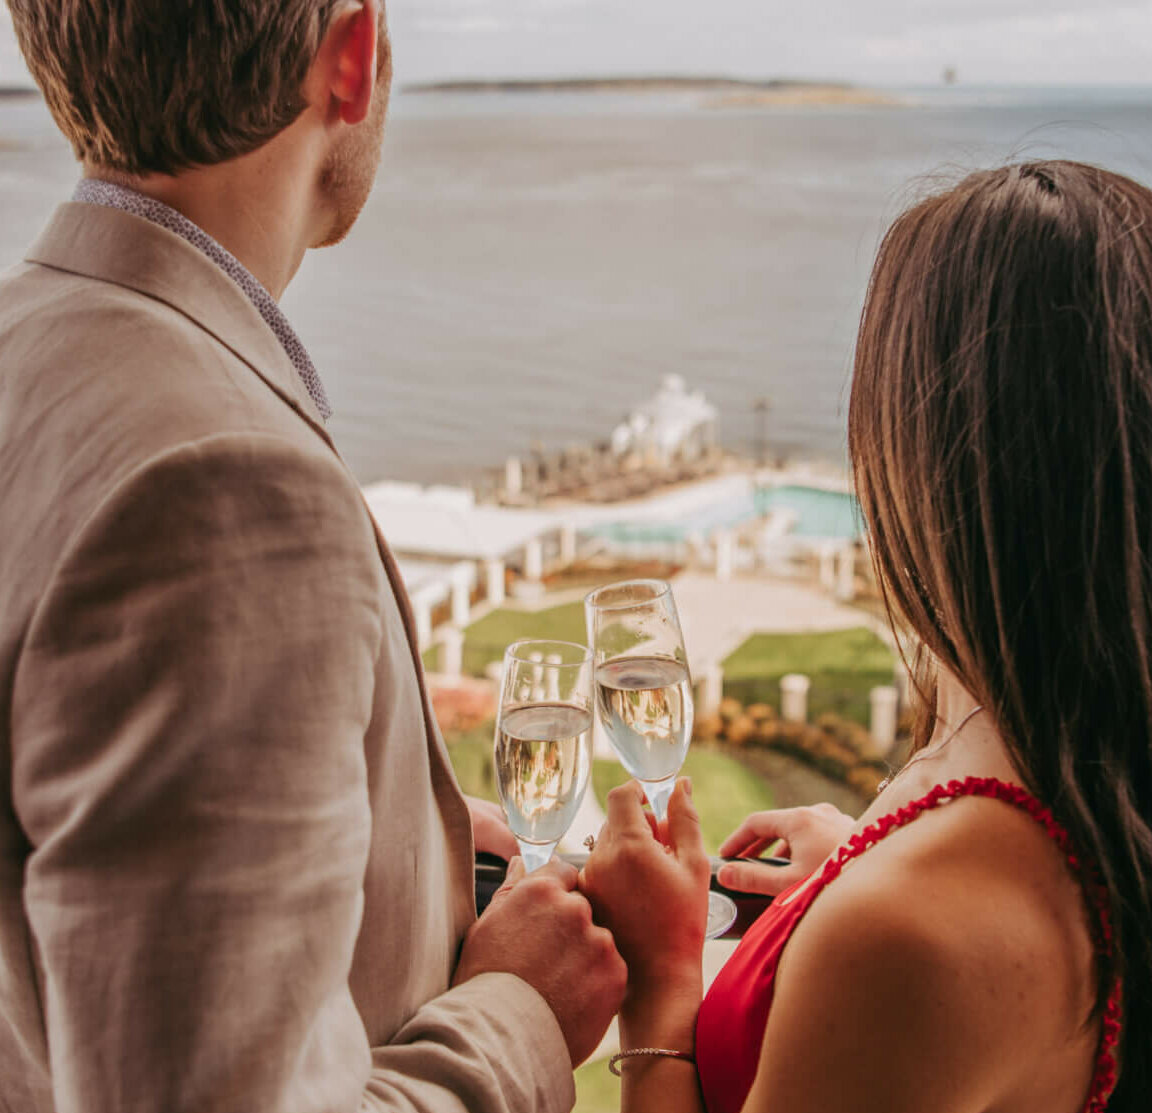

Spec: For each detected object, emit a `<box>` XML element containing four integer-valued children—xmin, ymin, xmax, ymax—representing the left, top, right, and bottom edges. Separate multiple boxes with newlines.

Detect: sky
<box><xmin>2</xmin><ymin>1</ymin><xmax>1152</xmax><ymax>89</ymax></box>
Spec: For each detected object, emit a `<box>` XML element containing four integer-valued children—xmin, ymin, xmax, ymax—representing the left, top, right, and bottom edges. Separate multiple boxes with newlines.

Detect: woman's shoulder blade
<box><xmin>747</xmin><ymin>789</ymin><xmax>1100</xmax><ymax>1113</ymax></box>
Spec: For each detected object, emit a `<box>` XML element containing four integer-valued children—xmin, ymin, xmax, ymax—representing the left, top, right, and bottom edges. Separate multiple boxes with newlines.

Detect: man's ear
<box><xmin>312</xmin><ymin>0</ymin><xmax>380</xmax><ymax>126</ymax></box>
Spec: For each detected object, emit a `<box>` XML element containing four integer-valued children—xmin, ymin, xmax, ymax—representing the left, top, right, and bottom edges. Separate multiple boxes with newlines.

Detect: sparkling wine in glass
<box><xmin>585</xmin><ymin>579</ymin><xmax>737</xmax><ymax>937</ymax></box>
<box><xmin>494</xmin><ymin>640</ymin><xmax>594</xmax><ymax>872</ymax></box>
<box><xmin>594</xmin><ymin>653</ymin><xmax>693</xmax><ymax>819</ymax></box>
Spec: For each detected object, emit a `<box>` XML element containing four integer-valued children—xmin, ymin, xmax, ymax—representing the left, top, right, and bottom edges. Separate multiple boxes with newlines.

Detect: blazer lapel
<box><xmin>26</xmin><ymin>203</ymin><xmax>331</xmax><ymax>441</ymax></box>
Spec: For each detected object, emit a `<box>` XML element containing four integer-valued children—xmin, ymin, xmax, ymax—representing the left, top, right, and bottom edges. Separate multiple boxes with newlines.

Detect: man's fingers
<box><xmin>498</xmin><ymin>856</ymin><xmax>526</xmax><ymax>893</ymax></box>
<box><xmin>717</xmin><ymin>859</ymin><xmax>802</xmax><ymax>896</ymax></box>
<box><xmin>532</xmin><ymin>856</ymin><xmax>580</xmax><ymax>890</ymax></box>
<box><xmin>665</xmin><ymin>778</ymin><xmax>706</xmax><ymax>862</ymax></box>
<box><xmin>605</xmin><ymin>780</ymin><xmax>653</xmax><ymax>835</ymax></box>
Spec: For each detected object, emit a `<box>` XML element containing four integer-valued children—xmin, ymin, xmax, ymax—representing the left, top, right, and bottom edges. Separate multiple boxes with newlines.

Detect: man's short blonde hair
<box><xmin>7</xmin><ymin>0</ymin><xmax>347</xmax><ymax>175</ymax></box>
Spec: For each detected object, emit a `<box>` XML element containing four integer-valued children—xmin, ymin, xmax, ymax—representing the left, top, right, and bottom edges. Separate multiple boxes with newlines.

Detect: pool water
<box><xmin>758</xmin><ymin>485</ymin><xmax>862</xmax><ymax>540</ymax></box>
<box><xmin>592</xmin><ymin>484</ymin><xmax>862</xmax><ymax>544</ymax></box>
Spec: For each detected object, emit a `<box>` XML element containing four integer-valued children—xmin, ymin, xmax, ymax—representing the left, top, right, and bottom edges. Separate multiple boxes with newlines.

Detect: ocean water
<box><xmin>4</xmin><ymin>86</ymin><xmax>1152</xmax><ymax>485</ymax></box>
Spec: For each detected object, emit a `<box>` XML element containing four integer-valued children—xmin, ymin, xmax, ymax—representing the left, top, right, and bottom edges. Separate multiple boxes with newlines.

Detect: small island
<box><xmin>404</xmin><ymin>76</ymin><xmax>900</xmax><ymax>108</ymax></box>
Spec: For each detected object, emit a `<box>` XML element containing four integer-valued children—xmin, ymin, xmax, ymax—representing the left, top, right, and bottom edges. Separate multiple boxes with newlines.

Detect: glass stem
<box><xmin>516</xmin><ymin>838</ymin><xmax>556</xmax><ymax>873</ymax></box>
<box><xmin>642</xmin><ymin>777</ymin><xmax>677</xmax><ymax>821</ymax></box>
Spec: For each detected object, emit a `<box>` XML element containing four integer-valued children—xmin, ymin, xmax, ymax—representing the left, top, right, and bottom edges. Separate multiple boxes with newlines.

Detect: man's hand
<box><xmin>454</xmin><ymin>857</ymin><xmax>627</xmax><ymax>1067</ymax></box>
<box><xmin>465</xmin><ymin>795</ymin><xmax>519</xmax><ymax>859</ymax></box>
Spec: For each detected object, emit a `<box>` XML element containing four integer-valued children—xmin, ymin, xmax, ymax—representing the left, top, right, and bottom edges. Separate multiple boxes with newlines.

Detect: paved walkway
<box><xmin>671</xmin><ymin>570</ymin><xmax>884</xmax><ymax>674</ymax></box>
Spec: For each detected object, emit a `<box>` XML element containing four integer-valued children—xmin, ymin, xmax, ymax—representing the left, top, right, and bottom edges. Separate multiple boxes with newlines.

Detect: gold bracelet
<box><xmin>608</xmin><ymin>1048</ymin><xmax>696</xmax><ymax>1076</ymax></box>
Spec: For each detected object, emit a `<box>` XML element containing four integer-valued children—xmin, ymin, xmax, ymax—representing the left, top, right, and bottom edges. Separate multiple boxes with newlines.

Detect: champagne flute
<box><xmin>585</xmin><ymin>579</ymin><xmax>737</xmax><ymax>937</ymax></box>
<box><xmin>494</xmin><ymin>640</ymin><xmax>594</xmax><ymax>872</ymax></box>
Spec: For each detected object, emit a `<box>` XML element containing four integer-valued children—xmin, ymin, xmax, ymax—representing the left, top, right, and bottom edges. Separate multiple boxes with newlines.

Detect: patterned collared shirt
<box><xmin>72</xmin><ymin>179</ymin><xmax>332</xmax><ymax>422</ymax></box>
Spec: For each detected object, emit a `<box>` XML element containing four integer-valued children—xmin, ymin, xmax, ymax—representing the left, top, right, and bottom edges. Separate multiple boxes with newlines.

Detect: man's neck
<box><xmin>85</xmin><ymin>129</ymin><xmax>324</xmax><ymax>300</ymax></box>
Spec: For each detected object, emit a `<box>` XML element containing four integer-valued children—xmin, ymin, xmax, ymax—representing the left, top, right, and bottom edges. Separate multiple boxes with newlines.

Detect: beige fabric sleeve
<box><xmin>10</xmin><ymin>432</ymin><xmax>573</xmax><ymax>1113</ymax></box>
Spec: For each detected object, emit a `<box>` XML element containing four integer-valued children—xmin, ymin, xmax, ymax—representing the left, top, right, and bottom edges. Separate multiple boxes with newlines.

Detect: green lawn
<box><xmin>460</xmin><ymin>602</ymin><xmax>588</xmax><ymax>677</ymax></box>
<box><xmin>574</xmin><ymin>1060</ymin><xmax>620</xmax><ymax>1113</ymax></box>
<box><xmin>722</xmin><ymin>627</ymin><xmax>895</xmax><ymax>725</ymax></box>
<box><xmin>590</xmin><ymin>744</ymin><xmax>774</xmax><ymax>854</ymax></box>
<box><xmin>447</xmin><ymin>732</ymin><xmax>772</xmax><ymax>857</ymax></box>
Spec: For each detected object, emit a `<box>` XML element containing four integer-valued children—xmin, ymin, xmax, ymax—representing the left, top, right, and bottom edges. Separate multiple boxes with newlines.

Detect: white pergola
<box><xmin>610</xmin><ymin>374</ymin><xmax>719</xmax><ymax>464</ymax></box>
<box><xmin>363</xmin><ymin>482</ymin><xmax>577</xmax><ymax>649</ymax></box>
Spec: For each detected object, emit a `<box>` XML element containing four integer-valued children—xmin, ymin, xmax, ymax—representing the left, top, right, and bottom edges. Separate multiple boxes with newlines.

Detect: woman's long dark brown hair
<box><xmin>850</xmin><ymin>160</ymin><xmax>1152</xmax><ymax>1107</ymax></box>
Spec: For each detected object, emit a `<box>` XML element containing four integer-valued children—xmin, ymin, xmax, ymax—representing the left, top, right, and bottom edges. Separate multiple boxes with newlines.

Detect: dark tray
<box><xmin>475</xmin><ymin>853</ymin><xmax>790</xmax><ymax>939</ymax></box>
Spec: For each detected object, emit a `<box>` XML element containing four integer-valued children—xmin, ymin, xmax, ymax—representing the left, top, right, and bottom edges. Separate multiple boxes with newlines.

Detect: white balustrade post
<box><xmin>451</xmin><ymin>567</ymin><xmax>472</xmax><ymax>629</ymax></box>
<box><xmin>870</xmin><ymin>685</ymin><xmax>899</xmax><ymax>753</ymax></box>
<box><xmin>560</xmin><ymin>522</ymin><xmax>577</xmax><ymax>565</ymax></box>
<box><xmin>439</xmin><ymin>626</ymin><xmax>465</xmax><ymax>679</ymax></box>
<box><xmin>780</xmin><ymin>673</ymin><xmax>811</xmax><ymax>724</ymax></box>
<box><xmin>835</xmin><ymin>546</ymin><xmax>856</xmax><ymax>601</ymax></box>
<box><xmin>485</xmin><ymin>559</ymin><xmax>506</xmax><ymax>607</ymax></box>
<box><xmin>524</xmin><ymin>537</ymin><xmax>544</xmax><ymax>583</ymax></box>
<box><xmin>698</xmin><ymin>663</ymin><xmax>725</xmax><ymax>718</ymax></box>
<box><xmin>504</xmin><ymin>456</ymin><xmax>523</xmax><ymax>498</ymax></box>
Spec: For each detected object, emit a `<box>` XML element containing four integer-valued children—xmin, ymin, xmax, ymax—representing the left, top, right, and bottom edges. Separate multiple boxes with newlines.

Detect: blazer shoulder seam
<box><xmin>8</xmin><ymin>431</ymin><xmax>374</xmax><ymax>745</ymax></box>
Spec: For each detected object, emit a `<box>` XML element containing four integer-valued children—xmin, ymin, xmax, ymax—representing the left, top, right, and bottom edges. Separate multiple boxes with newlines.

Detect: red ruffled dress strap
<box><xmin>695</xmin><ymin>776</ymin><xmax>1122</xmax><ymax>1113</ymax></box>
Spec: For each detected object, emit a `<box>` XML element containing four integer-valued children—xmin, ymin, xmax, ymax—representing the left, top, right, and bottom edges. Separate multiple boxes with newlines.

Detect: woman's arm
<box><xmin>581</xmin><ymin>781</ymin><xmax>711</xmax><ymax>1113</ymax></box>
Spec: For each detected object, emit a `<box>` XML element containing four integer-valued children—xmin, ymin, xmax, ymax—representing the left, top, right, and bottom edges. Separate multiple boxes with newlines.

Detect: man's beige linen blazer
<box><xmin>0</xmin><ymin>203</ymin><xmax>573</xmax><ymax>1113</ymax></box>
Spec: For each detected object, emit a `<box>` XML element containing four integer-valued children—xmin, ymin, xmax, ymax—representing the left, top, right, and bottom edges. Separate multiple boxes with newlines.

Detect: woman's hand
<box><xmin>580</xmin><ymin>778</ymin><xmax>710</xmax><ymax>995</ymax></box>
<box><xmin>717</xmin><ymin>803</ymin><xmax>856</xmax><ymax>896</ymax></box>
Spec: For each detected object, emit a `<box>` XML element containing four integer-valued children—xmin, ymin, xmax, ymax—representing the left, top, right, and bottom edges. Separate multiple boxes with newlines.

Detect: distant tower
<box><xmin>943</xmin><ymin>65</ymin><xmax>958</xmax><ymax>86</ymax></box>
<box><xmin>752</xmin><ymin>397</ymin><xmax>771</xmax><ymax>468</ymax></box>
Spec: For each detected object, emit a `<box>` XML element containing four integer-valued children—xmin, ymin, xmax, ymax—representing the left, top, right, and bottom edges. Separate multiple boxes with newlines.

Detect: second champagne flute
<box><xmin>493</xmin><ymin>639</ymin><xmax>595</xmax><ymax>872</ymax></box>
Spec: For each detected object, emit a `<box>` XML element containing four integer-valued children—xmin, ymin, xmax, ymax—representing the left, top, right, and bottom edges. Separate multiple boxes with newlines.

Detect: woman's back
<box><xmin>698</xmin><ymin>715</ymin><xmax>1114</xmax><ymax>1113</ymax></box>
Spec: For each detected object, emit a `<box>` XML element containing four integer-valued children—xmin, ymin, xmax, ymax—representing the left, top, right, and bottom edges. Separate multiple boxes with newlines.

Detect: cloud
<box><xmin>413</xmin><ymin>18</ymin><xmax>526</xmax><ymax>34</ymax></box>
<box><xmin>858</xmin><ymin>4</ymin><xmax>1152</xmax><ymax>82</ymax></box>
<box><xmin>399</xmin><ymin>0</ymin><xmax>592</xmax><ymax>37</ymax></box>
<box><xmin>385</xmin><ymin>0</ymin><xmax>1152</xmax><ymax>86</ymax></box>
<box><xmin>2</xmin><ymin>3</ymin><xmax>1150</xmax><ymax>88</ymax></box>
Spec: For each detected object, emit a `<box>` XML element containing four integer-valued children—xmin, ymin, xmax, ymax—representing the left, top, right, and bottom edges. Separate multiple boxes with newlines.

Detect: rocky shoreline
<box><xmin>710</xmin><ymin>84</ymin><xmax>901</xmax><ymax>109</ymax></box>
<box><xmin>405</xmin><ymin>76</ymin><xmax>898</xmax><ymax>108</ymax></box>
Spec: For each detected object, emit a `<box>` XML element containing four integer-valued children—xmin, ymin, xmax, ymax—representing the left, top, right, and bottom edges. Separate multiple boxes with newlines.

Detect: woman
<box><xmin>582</xmin><ymin>161</ymin><xmax>1152</xmax><ymax>1112</ymax></box>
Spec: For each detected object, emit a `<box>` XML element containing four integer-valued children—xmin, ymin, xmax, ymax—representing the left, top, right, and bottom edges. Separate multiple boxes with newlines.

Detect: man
<box><xmin>0</xmin><ymin>2</ymin><xmax>625</xmax><ymax>1110</ymax></box>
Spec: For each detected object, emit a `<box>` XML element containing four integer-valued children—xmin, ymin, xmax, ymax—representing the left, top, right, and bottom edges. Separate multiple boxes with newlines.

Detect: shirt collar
<box><xmin>72</xmin><ymin>179</ymin><xmax>332</xmax><ymax>422</ymax></box>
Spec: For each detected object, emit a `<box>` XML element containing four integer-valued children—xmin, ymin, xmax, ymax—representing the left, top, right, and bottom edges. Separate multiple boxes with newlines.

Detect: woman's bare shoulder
<box><xmin>743</xmin><ymin>793</ymin><xmax>1098</xmax><ymax>1113</ymax></box>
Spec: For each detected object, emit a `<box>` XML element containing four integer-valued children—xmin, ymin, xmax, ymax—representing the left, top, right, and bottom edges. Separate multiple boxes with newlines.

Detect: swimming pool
<box><xmin>590</xmin><ymin>484</ymin><xmax>862</xmax><ymax>544</ymax></box>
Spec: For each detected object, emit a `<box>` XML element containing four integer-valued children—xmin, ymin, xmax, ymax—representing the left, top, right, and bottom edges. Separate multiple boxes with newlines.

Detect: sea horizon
<box><xmin>5</xmin><ymin>85</ymin><xmax>1152</xmax><ymax>486</ymax></box>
